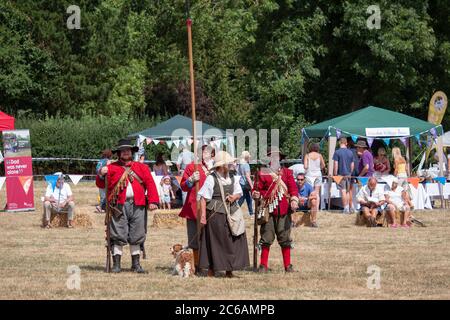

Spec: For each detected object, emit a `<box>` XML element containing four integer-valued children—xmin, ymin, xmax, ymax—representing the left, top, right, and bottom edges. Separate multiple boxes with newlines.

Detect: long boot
<box><xmin>112</xmin><ymin>255</ymin><xmax>121</xmax><ymax>273</ymax></box>
<box><xmin>131</xmin><ymin>254</ymin><xmax>145</xmax><ymax>273</ymax></box>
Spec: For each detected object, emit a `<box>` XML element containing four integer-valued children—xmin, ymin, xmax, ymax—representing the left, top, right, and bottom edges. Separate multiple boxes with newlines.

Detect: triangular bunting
<box><xmin>18</xmin><ymin>176</ymin><xmax>33</xmax><ymax>195</ymax></box>
<box><xmin>175</xmin><ymin>176</ymin><xmax>182</xmax><ymax>185</ymax></box>
<box><xmin>45</xmin><ymin>175</ymin><xmax>59</xmax><ymax>192</ymax></box>
<box><xmin>357</xmin><ymin>177</ymin><xmax>369</xmax><ymax>186</ymax></box>
<box><xmin>153</xmin><ymin>139</ymin><xmax>160</xmax><ymax>145</ymax></box>
<box><xmin>187</xmin><ymin>138</ymin><xmax>194</xmax><ymax>146</ymax></box>
<box><xmin>173</xmin><ymin>140</ymin><xmax>180</xmax><ymax>148</ymax></box>
<box><xmin>351</xmin><ymin>135</ymin><xmax>358</xmax><ymax>143</ymax></box>
<box><xmin>382</xmin><ymin>138</ymin><xmax>390</xmax><ymax>146</ymax></box>
<box><xmin>214</xmin><ymin>139</ymin><xmax>221</xmax><ymax>149</ymax></box>
<box><xmin>332</xmin><ymin>176</ymin><xmax>343</xmax><ymax>185</ymax></box>
<box><xmin>336</xmin><ymin>129</ymin><xmax>341</xmax><ymax>139</ymax></box>
<box><xmin>222</xmin><ymin>138</ymin><xmax>228</xmax><ymax>146</ymax></box>
<box><xmin>68</xmin><ymin>175</ymin><xmax>83</xmax><ymax>185</ymax></box>
<box><xmin>367</xmin><ymin>138</ymin><xmax>374</xmax><ymax>148</ymax></box>
<box><xmin>400</xmin><ymin>137</ymin><xmax>408</xmax><ymax>147</ymax></box>
<box><xmin>145</xmin><ymin>138</ymin><xmax>153</xmax><ymax>145</ymax></box>
<box><xmin>433</xmin><ymin>176</ymin><xmax>446</xmax><ymax>186</ymax></box>
<box><xmin>407</xmin><ymin>177</ymin><xmax>420</xmax><ymax>189</ymax></box>
<box><xmin>0</xmin><ymin>177</ymin><xmax>6</xmax><ymax>191</ymax></box>
<box><xmin>430</xmin><ymin>127</ymin><xmax>437</xmax><ymax>138</ymax></box>
<box><xmin>166</xmin><ymin>140</ymin><xmax>173</xmax><ymax>148</ymax></box>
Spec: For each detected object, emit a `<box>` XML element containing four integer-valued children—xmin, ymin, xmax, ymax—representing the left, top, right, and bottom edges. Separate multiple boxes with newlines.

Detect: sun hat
<box><xmin>212</xmin><ymin>151</ymin><xmax>236</xmax><ymax>168</ymax></box>
<box><xmin>355</xmin><ymin>140</ymin><xmax>368</xmax><ymax>148</ymax></box>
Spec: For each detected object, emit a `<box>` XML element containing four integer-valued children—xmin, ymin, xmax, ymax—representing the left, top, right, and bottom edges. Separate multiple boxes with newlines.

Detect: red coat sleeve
<box><xmin>96</xmin><ymin>175</ymin><xmax>105</xmax><ymax>189</ymax></box>
<box><xmin>284</xmin><ymin>168</ymin><xmax>299</xmax><ymax>198</ymax></box>
<box><xmin>181</xmin><ymin>164</ymin><xmax>193</xmax><ymax>192</ymax></box>
<box><xmin>142</xmin><ymin>166</ymin><xmax>159</xmax><ymax>204</ymax></box>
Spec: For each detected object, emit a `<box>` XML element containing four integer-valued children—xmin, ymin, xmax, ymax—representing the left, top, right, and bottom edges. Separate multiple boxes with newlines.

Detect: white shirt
<box><xmin>356</xmin><ymin>185</ymin><xmax>385</xmax><ymax>203</ymax></box>
<box><xmin>197</xmin><ymin>173</ymin><xmax>243</xmax><ymax>201</ymax></box>
<box><xmin>177</xmin><ymin>150</ymin><xmax>194</xmax><ymax>170</ymax></box>
<box><xmin>45</xmin><ymin>183</ymin><xmax>72</xmax><ymax>204</ymax></box>
<box><xmin>384</xmin><ymin>185</ymin><xmax>405</xmax><ymax>209</ymax></box>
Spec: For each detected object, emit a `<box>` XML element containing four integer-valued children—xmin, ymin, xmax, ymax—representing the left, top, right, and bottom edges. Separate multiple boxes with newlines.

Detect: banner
<box><xmin>366</xmin><ymin>127</ymin><xmax>410</xmax><ymax>137</ymax></box>
<box><xmin>2</xmin><ymin>129</ymin><xmax>34</xmax><ymax>211</ymax></box>
<box><xmin>428</xmin><ymin>91</ymin><xmax>448</xmax><ymax>125</ymax></box>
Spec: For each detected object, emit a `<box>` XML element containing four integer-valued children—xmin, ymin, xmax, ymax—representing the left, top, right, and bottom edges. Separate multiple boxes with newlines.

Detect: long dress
<box><xmin>198</xmin><ymin>172</ymin><xmax>250</xmax><ymax>272</ymax></box>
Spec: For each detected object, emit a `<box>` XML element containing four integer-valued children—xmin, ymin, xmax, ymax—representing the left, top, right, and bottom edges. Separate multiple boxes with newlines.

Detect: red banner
<box><xmin>2</xmin><ymin>130</ymin><xmax>34</xmax><ymax>211</ymax></box>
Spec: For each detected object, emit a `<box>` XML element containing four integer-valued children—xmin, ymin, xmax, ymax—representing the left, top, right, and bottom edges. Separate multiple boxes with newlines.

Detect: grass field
<box><xmin>0</xmin><ymin>180</ymin><xmax>449</xmax><ymax>299</ymax></box>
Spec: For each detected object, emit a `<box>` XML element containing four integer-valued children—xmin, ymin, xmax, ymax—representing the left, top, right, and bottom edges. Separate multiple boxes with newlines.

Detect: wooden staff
<box><xmin>253</xmin><ymin>166</ymin><xmax>261</xmax><ymax>271</ymax></box>
<box><xmin>185</xmin><ymin>0</ymin><xmax>201</xmax><ymax>258</ymax></box>
<box><xmin>104</xmin><ymin>175</ymin><xmax>112</xmax><ymax>273</ymax></box>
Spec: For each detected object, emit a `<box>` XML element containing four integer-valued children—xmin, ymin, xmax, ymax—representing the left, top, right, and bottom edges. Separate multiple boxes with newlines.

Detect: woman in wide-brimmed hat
<box><xmin>197</xmin><ymin>151</ymin><xmax>250</xmax><ymax>277</ymax></box>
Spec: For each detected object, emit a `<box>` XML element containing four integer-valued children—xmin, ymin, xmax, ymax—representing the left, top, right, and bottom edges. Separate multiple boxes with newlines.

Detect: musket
<box><xmin>104</xmin><ymin>174</ymin><xmax>112</xmax><ymax>273</ymax></box>
<box><xmin>253</xmin><ymin>165</ymin><xmax>261</xmax><ymax>272</ymax></box>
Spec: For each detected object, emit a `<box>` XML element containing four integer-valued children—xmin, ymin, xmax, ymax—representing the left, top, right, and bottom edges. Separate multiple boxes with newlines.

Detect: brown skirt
<box><xmin>199</xmin><ymin>210</ymin><xmax>250</xmax><ymax>272</ymax></box>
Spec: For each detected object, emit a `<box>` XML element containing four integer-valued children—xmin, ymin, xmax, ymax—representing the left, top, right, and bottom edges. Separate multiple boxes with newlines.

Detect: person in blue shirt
<box><xmin>296</xmin><ymin>172</ymin><xmax>319</xmax><ymax>228</ymax></box>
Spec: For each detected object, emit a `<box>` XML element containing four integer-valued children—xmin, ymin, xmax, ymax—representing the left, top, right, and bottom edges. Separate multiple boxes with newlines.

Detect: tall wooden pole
<box><xmin>186</xmin><ymin>3</ymin><xmax>201</xmax><ymax>260</ymax></box>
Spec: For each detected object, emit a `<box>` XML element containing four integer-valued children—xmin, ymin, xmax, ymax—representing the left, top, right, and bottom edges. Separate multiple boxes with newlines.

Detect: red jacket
<box><xmin>254</xmin><ymin>166</ymin><xmax>299</xmax><ymax>216</ymax></box>
<box><xmin>96</xmin><ymin>161</ymin><xmax>159</xmax><ymax>206</ymax></box>
<box><xmin>179</xmin><ymin>163</ymin><xmax>208</xmax><ymax>220</ymax></box>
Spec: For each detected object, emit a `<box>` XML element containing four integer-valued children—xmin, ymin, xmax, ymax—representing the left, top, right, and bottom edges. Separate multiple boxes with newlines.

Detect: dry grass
<box><xmin>0</xmin><ymin>181</ymin><xmax>449</xmax><ymax>300</ymax></box>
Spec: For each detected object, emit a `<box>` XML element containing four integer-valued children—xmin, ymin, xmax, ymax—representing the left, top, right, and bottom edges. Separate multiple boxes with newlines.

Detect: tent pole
<box><xmin>406</xmin><ymin>137</ymin><xmax>412</xmax><ymax>176</ymax></box>
<box><xmin>327</xmin><ymin>136</ymin><xmax>337</xmax><ymax>210</ymax></box>
<box><xmin>437</xmin><ymin>135</ymin><xmax>445</xmax><ymax>208</ymax></box>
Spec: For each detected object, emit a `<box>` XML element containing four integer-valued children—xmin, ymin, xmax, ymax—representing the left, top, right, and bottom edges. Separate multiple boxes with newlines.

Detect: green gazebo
<box><xmin>302</xmin><ymin>106</ymin><xmax>445</xmax><ymax>176</ymax></box>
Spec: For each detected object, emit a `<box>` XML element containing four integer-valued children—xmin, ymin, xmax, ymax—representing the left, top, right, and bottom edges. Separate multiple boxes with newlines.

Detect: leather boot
<box><xmin>112</xmin><ymin>255</ymin><xmax>121</xmax><ymax>273</ymax></box>
<box><xmin>131</xmin><ymin>254</ymin><xmax>145</xmax><ymax>273</ymax></box>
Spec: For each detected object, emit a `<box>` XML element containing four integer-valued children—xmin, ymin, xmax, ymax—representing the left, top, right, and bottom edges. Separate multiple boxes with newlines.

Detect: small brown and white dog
<box><xmin>170</xmin><ymin>244</ymin><xmax>195</xmax><ymax>278</ymax></box>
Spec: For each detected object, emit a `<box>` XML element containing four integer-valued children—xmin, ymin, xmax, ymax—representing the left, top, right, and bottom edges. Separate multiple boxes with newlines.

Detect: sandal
<box><xmin>390</xmin><ymin>224</ymin><xmax>398</xmax><ymax>228</ymax></box>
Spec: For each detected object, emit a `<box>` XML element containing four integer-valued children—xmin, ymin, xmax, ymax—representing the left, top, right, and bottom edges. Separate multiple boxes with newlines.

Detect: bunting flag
<box><xmin>332</xmin><ymin>176</ymin><xmax>343</xmax><ymax>185</ymax></box>
<box><xmin>382</xmin><ymin>138</ymin><xmax>390</xmax><ymax>146</ymax></box>
<box><xmin>407</xmin><ymin>177</ymin><xmax>420</xmax><ymax>189</ymax></box>
<box><xmin>367</xmin><ymin>138</ymin><xmax>374</xmax><ymax>148</ymax></box>
<box><xmin>351</xmin><ymin>135</ymin><xmax>358</xmax><ymax>143</ymax></box>
<box><xmin>433</xmin><ymin>176</ymin><xmax>446</xmax><ymax>185</ymax></box>
<box><xmin>138</xmin><ymin>135</ymin><xmax>146</xmax><ymax>145</ymax></box>
<box><xmin>68</xmin><ymin>175</ymin><xmax>84</xmax><ymax>185</ymax></box>
<box><xmin>187</xmin><ymin>138</ymin><xmax>193</xmax><ymax>146</ymax></box>
<box><xmin>173</xmin><ymin>140</ymin><xmax>180</xmax><ymax>148</ymax></box>
<box><xmin>222</xmin><ymin>138</ymin><xmax>228</xmax><ymax>146</ymax></box>
<box><xmin>45</xmin><ymin>175</ymin><xmax>59</xmax><ymax>192</ymax></box>
<box><xmin>0</xmin><ymin>176</ymin><xmax>6</xmax><ymax>191</ymax></box>
<box><xmin>166</xmin><ymin>140</ymin><xmax>173</xmax><ymax>148</ymax></box>
<box><xmin>400</xmin><ymin>137</ymin><xmax>408</xmax><ymax>147</ymax></box>
<box><xmin>18</xmin><ymin>176</ymin><xmax>33</xmax><ymax>195</ymax></box>
<box><xmin>153</xmin><ymin>139</ymin><xmax>160</xmax><ymax>145</ymax></box>
<box><xmin>175</xmin><ymin>176</ymin><xmax>182</xmax><ymax>185</ymax></box>
<box><xmin>145</xmin><ymin>137</ymin><xmax>153</xmax><ymax>145</ymax></box>
<box><xmin>336</xmin><ymin>129</ymin><xmax>341</xmax><ymax>139</ymax></box>
<box><xmin>357</xmin><ymin>177</ymin><xmax>369</xmax><ymax>186</ymax></box>
<box><xmin>213</xmin><ymin>139</ymin><xmax>221</xmax><ymax>149</ymax></box>
<box><xmin>430</xmin><ymin>127</ymin><xmax>437</xmax><ymax>138</ymax></box>
<box><xmin>414</xmin><ymin>134</ymin><xmax>421</xmax><ymax>146</ymax></box>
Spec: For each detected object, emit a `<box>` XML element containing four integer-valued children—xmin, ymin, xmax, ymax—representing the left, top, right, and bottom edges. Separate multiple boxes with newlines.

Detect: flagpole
<box><xmin>185</xmin><ymin>1</ymin><xmax>201</xmax><ymax>266</ymax></box>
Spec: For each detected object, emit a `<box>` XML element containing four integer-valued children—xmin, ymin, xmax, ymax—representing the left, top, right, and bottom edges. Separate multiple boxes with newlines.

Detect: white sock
<box><xmin>113</xmin><ymin>245</ymin><xmax>123</xmax><ymax>256</ymax></box>
<box><xmin>130</xmin><ymin>244</ymin><xmax>141</xmax><ymax>256</ymax></box>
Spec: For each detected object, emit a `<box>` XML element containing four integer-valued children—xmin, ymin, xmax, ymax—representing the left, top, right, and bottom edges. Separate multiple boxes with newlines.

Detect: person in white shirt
<box><xmin>43</xmin><ymin>173</ymin><xmax>75</xmax><ymax>228</ymax></box>
<box><xmin>176</xmin><ymin>147</ymin><xmax>194</xmax><ymax>174</ymax></box>
<box><xmin>356</xmin><ymin>177</ymin><xmax>385</xmax><ymax>227</ymax></box>
<box><xmin>384</xmin><ymin>177</ymin><xmax>413</xmax><ymax>228</ymax></box>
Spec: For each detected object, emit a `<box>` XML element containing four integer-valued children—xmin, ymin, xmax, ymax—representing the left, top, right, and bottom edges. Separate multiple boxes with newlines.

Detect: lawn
<box><xmin>0</xmin><ymin>181</ymin><xmax>449</xmax><ymax>299</ymax></box>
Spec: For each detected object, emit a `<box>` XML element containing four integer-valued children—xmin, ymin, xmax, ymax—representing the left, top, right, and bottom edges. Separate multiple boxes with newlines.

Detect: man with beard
<box><xmin>97</xmin><ymin>139</ymin><xmax>159</xmax><ymax>273</ymax></box>
<box><xmin>253</xmin><ymin>147</ymin><xmax>299</xmax><ymax>273</ymax></box>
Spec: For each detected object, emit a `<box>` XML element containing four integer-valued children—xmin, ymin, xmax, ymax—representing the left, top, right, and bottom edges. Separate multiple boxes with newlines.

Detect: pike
<box><xmin>104</xmin><ymin>174</ymin><xmax>112</xmax><ymax>273</ymax></box>
<box><xmin>252</xmin><ymin>165</ymin><xmax>261</xmax><ymax>271</ymax></box>
<box><xmin>185</xmin><ymin>0</ymin><xmax>202</xmax><ymax>265</ymax></box>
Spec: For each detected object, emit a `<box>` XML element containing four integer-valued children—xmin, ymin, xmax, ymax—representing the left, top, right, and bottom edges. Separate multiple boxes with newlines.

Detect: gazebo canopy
<box><xmin>0</xmin><ymin>111</ymin><xmax>15</xmax><ymax>132</ymax></box>
<box><xmin>129</xmin><ymin>114</ymin><xmax>231</xmax><ymax>140</ymax></box>
<box><xmin>303</xmin><ymin>106</ymin><xmax>443</xmax><ymax>139</ymax></box>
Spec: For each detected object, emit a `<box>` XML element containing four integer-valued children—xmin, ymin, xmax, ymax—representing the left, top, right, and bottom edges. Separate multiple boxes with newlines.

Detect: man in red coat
<box><xmin>253</xmin><ymin>147</ymin><xmax>299</xmax><ymax>272</ymax></box>
<box><xmin>179</xmin><ymin>145</ymin><xmax>215</xmax><ymax>270</ymax></box>
<box><xmin>96</xmin><ymin>139</ymin><xmax>159</xmax><ymax>273</ymax></box>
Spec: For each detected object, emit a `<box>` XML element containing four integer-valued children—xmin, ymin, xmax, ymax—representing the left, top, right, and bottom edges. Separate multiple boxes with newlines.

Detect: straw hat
<box><xmin>212</xmin><ymin>151</ymin><xmax>236</xmax><ymax>169</ymax></box>
<box><xmin>355</xmin><ymin>140</ymin><xmax>368</xmax><ymax>149</ymax></box>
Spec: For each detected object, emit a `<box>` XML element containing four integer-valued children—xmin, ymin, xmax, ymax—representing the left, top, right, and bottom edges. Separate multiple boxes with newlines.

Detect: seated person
<box><xmin>384</xmin><ymin>177</ymin><xmax>413</xmax><ymax>228</ymax></box>
<box><xmin>356</xmin><ymin>177</ymin><xmax>385</xmax><ymax>227</ymax></box>
<box><xmin>296</xmin><ymin>173</ymin><xmax>319</xmax><ymax>228</ymax></box>
<box><xmin>43</xmin><ymin>173</ymin><xmax>75</xmax><ymax>228</ymax></box>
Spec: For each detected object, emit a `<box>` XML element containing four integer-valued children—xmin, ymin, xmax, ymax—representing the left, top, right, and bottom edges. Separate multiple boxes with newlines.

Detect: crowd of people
<box><xmin>40</xmin><ymin>137</ymin><xmax>421</xmax><ymax>276</ymax></box>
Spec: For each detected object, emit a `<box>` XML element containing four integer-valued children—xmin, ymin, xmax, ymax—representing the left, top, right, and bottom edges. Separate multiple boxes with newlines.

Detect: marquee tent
<box><xmin>0</xmin><ymin>111</ymin><xmax>15</xmax><ymax>132</ymax></box>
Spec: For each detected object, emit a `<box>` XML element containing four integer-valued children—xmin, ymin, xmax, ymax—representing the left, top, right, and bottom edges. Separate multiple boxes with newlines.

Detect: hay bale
<box><xmin>292</xmin><ymin>212</ymin><xmax>311</xmax><ymax>227</ymax></box>
<box><xmin>46</xmin><ymin>211</ymin><xmax>93</xmax><ymax>228</ymax></box>
<box><xmin>152</xmin><ymin>209</ymin><xmax>184</xmax><ymax>228</ymax></box>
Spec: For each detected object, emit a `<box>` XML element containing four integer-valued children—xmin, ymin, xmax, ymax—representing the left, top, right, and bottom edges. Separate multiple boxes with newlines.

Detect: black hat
<box><xmin>112</xmin><ymin>138</ymin><xmax>139</xmax><ymax>153</ymax></box>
